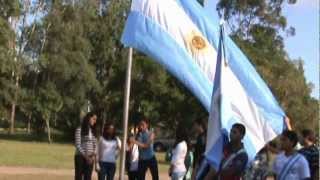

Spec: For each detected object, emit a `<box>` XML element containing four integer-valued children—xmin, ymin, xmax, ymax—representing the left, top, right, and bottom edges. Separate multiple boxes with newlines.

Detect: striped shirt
<box><xmin>75</xmin><ymin>127</ymin><xmax>97</xmax><ymax>155</ymax></box>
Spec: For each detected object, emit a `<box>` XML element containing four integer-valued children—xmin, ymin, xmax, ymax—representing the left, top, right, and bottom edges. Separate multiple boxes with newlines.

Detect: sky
<box><xmin>204</xmin><ymin>0</ymin><xmax>319</xmax><ymax>99</ymax></box>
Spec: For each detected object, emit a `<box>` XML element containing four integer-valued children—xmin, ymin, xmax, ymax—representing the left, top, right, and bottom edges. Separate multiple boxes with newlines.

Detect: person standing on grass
<box><xmin>126</xmin><ymin>133</ymin><xmax>140</xmax><ymax>180</ymax></box>
<box><xmin>273</xmin><ymin>130</ymin><xmax>310</xmax><ymax>180</ymax></box>
<box><xmin>133</xmin><ymin>118</ymin><xmax>159</xmax><ymax>180</ymax></box>
<box><xmin>193</xmin><ymin>118</ymin><xmax>209</xmax><ymax>180</ymax></box>
<box><xmin>96</xmin><ymin>122</ymin><xmax>121</xmax><ymax>180</ymax></box>
<box><xmin>169</xmin><ymin>125</ymin><xmax>188</xmax><ymax>180</ymax></box>
<box><xmin>299</xmin><ymin>129</ymin><xmax>319</xmax><ymax>180</ymax></box>
<box><xmin>74</xmin><ymin>112</ymin><xmax>97</xmax><ymax>180</ymax></box>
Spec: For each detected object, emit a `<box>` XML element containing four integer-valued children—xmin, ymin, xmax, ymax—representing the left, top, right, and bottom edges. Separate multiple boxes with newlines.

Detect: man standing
<box><xmin>299</xmin><ymin>129</ymin><xmax>319</xmax><ymax>180</ymax></box>
<box><xmin>133</xmin><ymin>119</ymin><xmax>159</xmax><ymax>180</ymax></box>
<box><xmin>193</xmin><ymin>118</ymin><xmax>210</xmax><ymax>180</ymax></box>
<box><xmin>273</xmin><ymin>130</ymin><xmax>310</xmax><ymax>180</ymax></box>
<box><xmin>216</xmin><ymin>123</ymin><xmax>248</xmax><ymax>180</ymax></box>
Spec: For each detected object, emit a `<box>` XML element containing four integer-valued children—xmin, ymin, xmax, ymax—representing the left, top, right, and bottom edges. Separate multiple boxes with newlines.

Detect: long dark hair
<box><xmin>102</xmin><ymin>122</ymin><xmax>116</xmax><ymax>140</ymax></box>
<box><xmin>173</xmin><ymin>124</ymin><xmax>189</xmax><ymax>149</ymax></box>
<box><xmin>81</xmin><ymin>112</ymin><xmax>97</xmax><ymax>137</ymax></box>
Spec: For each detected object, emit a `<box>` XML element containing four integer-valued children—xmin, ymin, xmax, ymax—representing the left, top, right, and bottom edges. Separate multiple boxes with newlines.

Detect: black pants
<box><xmin>75</xmin><ymin>154</ymin><xmax>93</xmax><ymax>180</ymax></box>
<box><xmin>128</xmin><ymin>171</ymin><xmax>139</xmax><ymax>180</ymax></box>
<box><xmin>138</xmin><ymin>156</ymin><xmax>159</xmax><ymax>180</ymax></box>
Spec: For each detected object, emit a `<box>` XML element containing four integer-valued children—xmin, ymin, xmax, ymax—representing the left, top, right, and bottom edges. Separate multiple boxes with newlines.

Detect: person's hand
<box><xmin>150</xmin><ymin>132</ymin><xmax>155</xmax><ymax>141</ymax></box>
<box><xmin>84</xmin><ymin>155</ymin><xmax>93</xmax><ymax>165</ymax></box>
<box><xmin>129</xmin><ymin>136</ymin><xmax>135</xmax><ymax>143</ymax></box>
<box><xmin>95</xmin><ymin>163</ymin><xmax>100</xmax><ymax>172</ymax></box>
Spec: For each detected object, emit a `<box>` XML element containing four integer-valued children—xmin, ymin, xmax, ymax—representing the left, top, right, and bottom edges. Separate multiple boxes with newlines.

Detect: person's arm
<box><xmin>134</xmin><ymin>132</ymin><xmax>154</xmax><ymax>149</ymax></box>
<box><xmin>75</xmin><ymin>128</ymin><xmax>85</xmax><ymax>155</ymax></box>
<box><xmin>75</xmin><ymin>128</ymin><xmax>92</xmax><ymax>164</ymax></box>
<box><xmin>116</xmin><ymin>137</ymin><xmax>122</xmax><ymax>150</ymax></box>
<box><xmin>95</xmin><ymin>138</ymin><xmax>101</xmax><ymax>171</ymax></box>
<box><xmin>284</xmin><ymin>116</ymin><xmax>292</xmax><ymax>130</ymax></box>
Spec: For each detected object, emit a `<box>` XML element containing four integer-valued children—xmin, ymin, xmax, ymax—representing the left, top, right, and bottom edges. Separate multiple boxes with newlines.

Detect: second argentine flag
<box><xmin>121</xmin><ymin>0</ymin><xmax>218</xmax><ymax>111</ymax></box>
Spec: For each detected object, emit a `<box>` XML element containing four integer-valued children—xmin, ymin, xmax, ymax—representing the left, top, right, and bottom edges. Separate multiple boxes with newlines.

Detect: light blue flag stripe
<box><xmin>204</xmin><ymin>26</ymin><xmax>225</xmax><ymax>170</ymax></box>
<box><xmin>121</xmin><ymin>11</ymin><xmax>212</xmax><ymax>110</ymax></box>
<box><xmin>179</xmin><ymin>0</ymin><xmax>285</xmax><ymax>134</ymax></box>
<box><xmin>205</xmin><ymin>26</ymin><xmax>261</xmax><ymax>169</ymax></box>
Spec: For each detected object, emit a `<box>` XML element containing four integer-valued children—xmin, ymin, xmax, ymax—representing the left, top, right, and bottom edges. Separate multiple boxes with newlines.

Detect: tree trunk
<box><xmin>45</xmin><ymin>117</ymin><xmax>52</xmax><ymax>143</ymax></box>
<box><xmin>9</xmin><ymin>102</ymin><xmax>16</xmax><ymax>134</ymax></box>
<box><xmin>9</xmin><ymin>75</ymin><xmax>19</xmax><ymax>134</ymax></box>
<box><xmin>27</xmin><ymin>114</ymin><xmax>31</xmax><ymax>134</ymax></box>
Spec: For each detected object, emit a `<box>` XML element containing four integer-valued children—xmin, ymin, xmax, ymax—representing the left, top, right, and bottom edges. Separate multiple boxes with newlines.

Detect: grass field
<box><xmin>0</xmin><ymin>140</ymin><xmax>74</xmax><ymax>169</ymax></box>
<box><xmin>0</xmin><ymin>139</ymin><xmax>170</xmax><ymax>180</ymax></box>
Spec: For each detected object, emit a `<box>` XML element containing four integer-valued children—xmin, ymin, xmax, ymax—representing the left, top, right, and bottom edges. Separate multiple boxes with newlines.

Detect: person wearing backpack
<box><xmin>273</xmin><ymin>130</ymin><xmax>310</xmax><ymax>180</ymax></box>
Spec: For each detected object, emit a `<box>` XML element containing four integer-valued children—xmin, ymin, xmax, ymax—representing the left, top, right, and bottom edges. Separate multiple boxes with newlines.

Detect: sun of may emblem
<box><xmin>191</xmin><ymin>35</ymin><xmax>206</xmax><ymax>50</ymax></box>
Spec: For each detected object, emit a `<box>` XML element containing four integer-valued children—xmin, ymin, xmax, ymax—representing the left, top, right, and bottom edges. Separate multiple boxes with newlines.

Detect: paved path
<box><xmin>0</xmin><ymin>166</ymin><xmax>170</xmax><ymax>180</ymax></box>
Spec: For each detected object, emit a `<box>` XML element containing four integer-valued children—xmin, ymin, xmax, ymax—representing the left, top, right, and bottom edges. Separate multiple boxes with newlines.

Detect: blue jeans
<box><xmin>98</xmin><ymin>162</ymin><xmax>116</xmax><ymax>180</ymax></box>
<box><xmin>171</xmin><ymin>171</ymin><xmax>186</xmax><ymax>180</ymax></box>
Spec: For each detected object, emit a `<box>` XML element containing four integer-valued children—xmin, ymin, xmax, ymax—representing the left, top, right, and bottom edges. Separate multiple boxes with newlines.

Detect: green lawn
<box><xmin>0</xmin><ymin>139</ymin><xmax>169</xmax><ymax>171</ymax></box>
<box><xmin>0</xmin><ymin>140</ymin><xmax>74</xmax><ymax>169</ymax></box>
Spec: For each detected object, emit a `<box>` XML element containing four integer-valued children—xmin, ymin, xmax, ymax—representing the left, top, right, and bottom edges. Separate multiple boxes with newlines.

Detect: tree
<box><xmin>25</xmin><ymin>1</ymin><xmax>100</xmax><ymax>141</ymax></box>
<box><xmin>0</xmin><ymin>0</ymin><xmax>20</xmax><ymax>133</ymax></box>
<box><xmin>215</xmin><ymin>0</ymin><xmax>319</xmax><ymax>131</ymax></box>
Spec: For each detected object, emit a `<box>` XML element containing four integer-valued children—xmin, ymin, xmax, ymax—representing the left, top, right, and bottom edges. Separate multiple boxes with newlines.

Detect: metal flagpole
<box><xmin>119</xmin><ymin>47</ymin><xmax>133</xmax><ymax>180</ymax></box>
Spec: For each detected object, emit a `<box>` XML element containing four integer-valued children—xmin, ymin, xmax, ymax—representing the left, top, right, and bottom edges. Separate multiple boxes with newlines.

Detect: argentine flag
<box><xmin>121</xmin><ymin>0</ymin><xmax>286</xmax><ymax>170</ymax></box>
<box><xmin>121</xmin><ymin>0</ymin><xmax>219</xmax><ymax>112</ymax></box>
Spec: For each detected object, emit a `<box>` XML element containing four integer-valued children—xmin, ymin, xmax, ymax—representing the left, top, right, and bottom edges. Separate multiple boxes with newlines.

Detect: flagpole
<box><xmin>119</xmin><ymin>47</ymin><xmax>133</xmax><ymax>180</ymax></box>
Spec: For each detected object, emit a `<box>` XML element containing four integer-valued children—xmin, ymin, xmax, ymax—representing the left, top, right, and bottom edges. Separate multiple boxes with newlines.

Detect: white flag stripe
<box><xmin>131</xmin><ymin>0</ymin><xmax>217</xmax><ymax>83</ymax></box>
<box><xmin>221</xmin><ymin>61</ymin><xmax>277</xmax><ymax>152</ymax></box>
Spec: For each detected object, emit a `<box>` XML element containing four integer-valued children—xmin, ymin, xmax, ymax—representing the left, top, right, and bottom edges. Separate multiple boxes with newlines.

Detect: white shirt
<box><xmin>273</xmin><ymin>152</ymin><xmax>310</xmax><ymax>180</ymax></box>
<box><xmin>97</xmin><ymin>137</ymin><xmax>121</xmax><ymax>163</ymax></box>
<box><xmin>129</xmin><ymin>144</ymin><xmax>139</xmax><ymax>171</ymax></box>
<box><xmin>171</xmin><ymin>141</ymin><xmax>187</xmax><ymax>173</ymax></box>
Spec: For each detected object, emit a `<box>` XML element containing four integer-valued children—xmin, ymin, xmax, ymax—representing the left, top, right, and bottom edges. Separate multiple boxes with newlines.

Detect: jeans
<box><xmin>128</xmin><ymin>171</ymin><xmax>139</xmax><ymax>180</ymax></box>
<box><xmin>195</xmin><ymin>159</ymin><xmax>210</xmax><ymax>180</ymax></box>
<box><xmin>138</xmin><ymin>156</ymin><xmax>159</xmax><ymax>180</ymax></box>
<box><xmin>171</xmin><ymin>171</ymin><xmax>186</xmax><ymax>180</ymax></box>
<box><xmin>98</xmin><ymin>162</ymin><xmax>116</xmax><ymax>180</ymax></box>
<box><xmin>74</xmin><ymin>154</ymin><xmax>93</xmax><ymax>180</ymax></box>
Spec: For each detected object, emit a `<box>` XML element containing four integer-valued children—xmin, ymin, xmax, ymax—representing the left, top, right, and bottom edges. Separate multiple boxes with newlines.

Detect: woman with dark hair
<box><xmin>169</xmin><ymin>125</ymin><xmax>189</xmax><ymax>180</ymax></box>
<box><xmin>96</xmin><ymin>122</ymin><xmax>121</xmax><ymax>180</ymax></box>
<box><xmin>75</xmin><ymin>112</ymin><xmax>97</xmax><ymax>180</ymax></box>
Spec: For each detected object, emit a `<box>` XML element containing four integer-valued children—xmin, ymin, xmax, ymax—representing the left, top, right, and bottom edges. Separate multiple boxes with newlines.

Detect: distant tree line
<box><xmin>0</xmin><ymin>0</ymin><xmax>318</xmax><ymax>143</ymax></box>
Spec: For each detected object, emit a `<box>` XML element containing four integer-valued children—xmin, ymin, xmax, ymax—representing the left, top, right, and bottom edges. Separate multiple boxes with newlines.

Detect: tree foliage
<box><xmin>0</xmin><ymin>0</ymin><xmax>317</xmax><ymax>142</ymax></box>
<box><xmin>216</xmin><ymin>0</ymin><xmax>319</xmax><ymax>131</ymax></box>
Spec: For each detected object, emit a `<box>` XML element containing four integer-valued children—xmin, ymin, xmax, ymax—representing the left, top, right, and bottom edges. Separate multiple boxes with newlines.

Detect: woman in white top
<box><xmin>169</xmin><ymin>126</ymin><xmax>188</xmax><ymax>180</ymax></box>
<box><xmin>126</xmin><ymin>134</ymin><xmax>139</xmax><ymax>180</ymax></box>
<box><xmin>96</xmin><ymin>123</ymin><xmax>121</xmax><ymax>180</ymax></box>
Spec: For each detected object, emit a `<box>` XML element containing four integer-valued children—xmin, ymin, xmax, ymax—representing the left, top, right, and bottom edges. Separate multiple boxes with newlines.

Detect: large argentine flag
<box><xmin>121</xmin><ymin>0</ymin><xmax>286</xmax><ymax>169</ymax></box>
<box><xmin>121</xmin><ymin>0</ymin><xmax>219</xmax><ymax>112</ymax></box>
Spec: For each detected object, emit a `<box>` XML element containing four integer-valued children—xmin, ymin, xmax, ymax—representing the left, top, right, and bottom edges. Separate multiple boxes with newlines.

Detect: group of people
<box><xmin>74</xmin><ymin>112</ymin><xmax>319</xmax><ymax>180</ymax></box>
<box><xmin>74</xmin><ymin>112</ymin><xmax>159</xmax><ymax>180</ymax></box>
